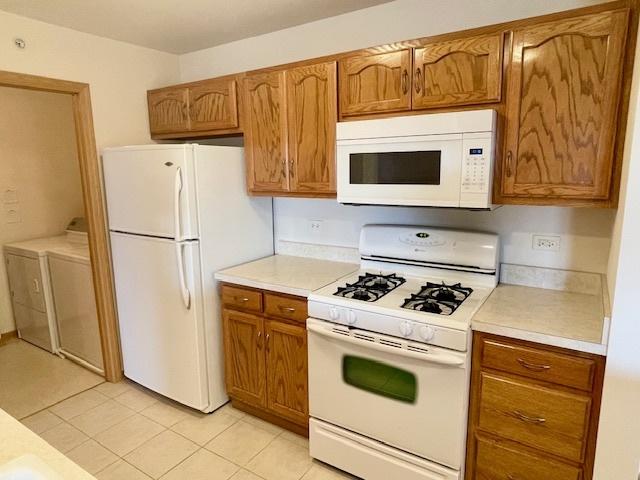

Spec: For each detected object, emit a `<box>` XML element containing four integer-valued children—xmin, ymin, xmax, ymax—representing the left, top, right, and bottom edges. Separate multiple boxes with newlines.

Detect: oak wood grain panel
<box><xmin>478</xmin><ymin>372</ymin><xmax>591</xmax><ymax>462</ymax></box>
<box><xmin>147</xmin><ymin>88</ymin><xmax>190</xmax><ymax>134</ymax></box>
<box><xmin>474</xmin><ymin>435</ymin><xmax>582</xmax><ymax>480</ymax></box>
<box><xmin>481</xmin><ymin>338</ymin><xmax>596</xmax><ymax>391</ymax></box>
<box><xmin>264</xmin><ymin>292</ymin><xmax>308</xmax><ymax>324</ymax></box>
<box><xmin>189</xmin><ymin>78</ymin><xmax>238</xmax><ymax>131</ymax></box>
<box><xmin>222</xmin><ymin>309</ymin><xmax>266</xmax><ymax>408</ymax></box>
<box><xmin>221</xmin><ymin>284</ymin><xmax>263</xmax><ymax>313</ymax></box>
<box><xmin>503</xmin><ymin>9</ymin><xmax>629</xmax><ymax>199</ymax></box>
<box><xmin>265</xmin><ymin>319</ymin><xmax>308</xmax><ymax>425</ymax></box>
<box><xmin>286</xmin><ymin>62</ymin><xmax>337</xmax><ymax>193</ymax></box>
<box><xmin>413</xmin><ymin>33</ymin><xmax>503</xmax><ymax>109</ymax></box>
<box><xmin>339</xmin><ymin>49</ymin><xmax>412</xmax><ymax>116</ymax></box>
<box><xmin>243</xmin><ymin>71</ymin><xmax>289</xmax><ymax>193</ymax></box>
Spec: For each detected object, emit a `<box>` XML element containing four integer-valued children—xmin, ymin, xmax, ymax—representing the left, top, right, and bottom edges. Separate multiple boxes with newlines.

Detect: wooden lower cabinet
<box><xmin>221</xmin><ymin>284</ymin><xmax>308</xmax><ymax>435</ymax></box>
<box><xmin>466</xmin><ymin>333</ymin><xmax>605</xmax><ymax>480</ymax></box>
<box><xmin>265</xmin><ymin>319</ymin><xmax>308</xmax><ymax>425</ymax></box>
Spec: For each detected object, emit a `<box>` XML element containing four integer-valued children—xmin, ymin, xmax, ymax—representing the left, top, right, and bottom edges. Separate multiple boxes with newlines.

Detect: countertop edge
<box><xmin>471</xmin><ymin>320</ymin><xmax>608</xmax><ymax>356</ymax></box>
<box><xmin>214</xmin><ymin>272</ymin><xmax>312</xmax><ymax>298</ymax></box>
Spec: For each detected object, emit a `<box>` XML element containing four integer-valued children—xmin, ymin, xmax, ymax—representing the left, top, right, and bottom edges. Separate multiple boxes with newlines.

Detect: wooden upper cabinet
<box><xmin>243</xmin><ymin>71</ymin><xmax>289</xmax><ymax>193</ymax></box>
<box><xmin>339</xmin><ymin>49</ymin><xmax>412</xmax><ymax>116</ymax></box>
<box><xmin>189</xmin><ymin>78</ymin><xmax>239</xmax><ymax>131</ymax></box>
<box><xmin>286</xmin><ymin>62</ymin><xmax>337</xmax><ymax>193</ymax></box>
<box><xmin>148</xmin><ymin>88</ymin><xmax>190</xmax><ymax>135</ymax></box>
<box><xmin>265</xmin><ymin>319</ymin><xmax>308</xmax><ymax>425</ymax></box>
<box><xmin>502</xmin><ymin>9</ymin><xmax>629</xmax><ymax>200</ymax></box>
<box><xmin>222</xmin><ymin>310</ymin><xmax>266</xmax><ymax>408</ymax></box>
<box><xmin>413</xmin><ymin>33</ymin><xmax>503</xmax><ymax>109</ymax></box>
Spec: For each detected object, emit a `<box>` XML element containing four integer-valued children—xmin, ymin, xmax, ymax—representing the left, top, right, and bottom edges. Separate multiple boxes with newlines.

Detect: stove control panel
<box><xmin>307</xmin><ymin>300</ymin><xmax>468</xmax><ymax>352</ymax></box>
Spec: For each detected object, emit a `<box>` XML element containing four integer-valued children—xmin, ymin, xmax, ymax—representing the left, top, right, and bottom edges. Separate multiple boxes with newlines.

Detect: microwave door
<box><xmin>337</xmin><ymin>136</ymin><xmax>463</xmax><ymax>207</ymax></box>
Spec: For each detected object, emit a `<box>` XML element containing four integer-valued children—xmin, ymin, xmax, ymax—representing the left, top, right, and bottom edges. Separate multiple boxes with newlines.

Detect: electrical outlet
<box><xmin>532</xmin><ymin>234</ymin><xmax>560</xmax><ymax>252</ymax></box>
<box><xmin>309</xmin><ymin>219</ymin><xmax>324</xmax><ymax>234</ymax></box>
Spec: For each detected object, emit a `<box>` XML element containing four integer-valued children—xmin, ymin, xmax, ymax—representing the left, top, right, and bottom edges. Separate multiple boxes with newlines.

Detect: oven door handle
<box><xmin>307</xmin><ymin>323</ymin><xmax>465</xmax><ymax>367</ymax></box>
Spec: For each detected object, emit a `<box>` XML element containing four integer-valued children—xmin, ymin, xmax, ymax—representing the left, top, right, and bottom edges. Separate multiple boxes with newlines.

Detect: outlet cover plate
<box><xmin>532</xmin><ymin>234</ymin><xmax>561</xmax><ymax>252</ymax></box>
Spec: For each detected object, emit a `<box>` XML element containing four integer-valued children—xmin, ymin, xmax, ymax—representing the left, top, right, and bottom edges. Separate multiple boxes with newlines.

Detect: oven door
<box><xmin>307</xmin><ymin>318</ymin><xmax>469</xmax><ymax>470</ymax></box>
<box><xmin>336</xmin><ymin>134</ymin><xmax>463</xmax><ymax>207</ymax></box>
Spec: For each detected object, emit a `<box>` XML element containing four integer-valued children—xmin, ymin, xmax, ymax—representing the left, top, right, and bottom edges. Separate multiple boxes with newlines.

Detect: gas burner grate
<box><xmin>401</xmin><ymin>282</ymin><xmax>473</xmax><ymax>315</ymax></box>
<box><xmin>333</xmin><ymin>272</ymin><xmax>406</xmax><ymax>302</ymax></box>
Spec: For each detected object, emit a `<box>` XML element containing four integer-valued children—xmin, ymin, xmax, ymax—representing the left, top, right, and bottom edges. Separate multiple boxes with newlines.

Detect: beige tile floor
<box><xmin>0</xmin><ymin>339</ymin><xmax>104</xmax><ymax>419</ymax></box>
<box><xmin>21</xmin><ymin>379</ymin><xmax>359</xmax><ymax>480</ymax></box>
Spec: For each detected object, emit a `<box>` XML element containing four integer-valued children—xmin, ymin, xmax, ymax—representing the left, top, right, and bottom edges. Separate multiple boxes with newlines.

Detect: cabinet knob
<box><xmin>281</xmin><ymin>159</ymin><xmax>287</xmax><ymax>178</ymax></box>
<box><xmin>414</xmin><ymin>68</ymin><xmax>422</xmax><ymax>94</ymax></box>
<box><xmin>289</xmin><ymin>159</ymin><xmax>295</xmax><ymax>178</ymax></box>
<box><xmin>401</xmin><ymin>69</ymin><xmax>409</xmax><ymax>94</ymax></box>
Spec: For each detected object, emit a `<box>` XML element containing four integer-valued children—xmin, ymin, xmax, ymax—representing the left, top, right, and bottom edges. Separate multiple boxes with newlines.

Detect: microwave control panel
<box><xmin>460</xmin><ymin>134</ymin><xmax>494</xmax><ymax>207</ymax></box>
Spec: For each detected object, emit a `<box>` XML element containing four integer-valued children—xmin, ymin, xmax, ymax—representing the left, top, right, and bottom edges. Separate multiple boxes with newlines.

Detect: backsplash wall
<box><xmin>273</xmin><ymin>198</ymin><xmax>615</xmax><ymax>274</ymax></box>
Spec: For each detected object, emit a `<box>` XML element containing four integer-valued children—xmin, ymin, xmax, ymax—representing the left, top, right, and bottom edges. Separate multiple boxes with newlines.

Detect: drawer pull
<box><xmin>517</xmin><ymin>358</ymin><xmax>551</xmax><ymax>371</ymax></box>
<box><xmin>257</xmin><ymin>331</ymin><xmax>262</xmax><ymax>348</ymax></box>
<box><xmin>278</xmin><ymin>306</ymin><xmax>296</xmax><ymax>313</ymax></box>
<box><xmin>507</xmin><ymin>475</ymin><xmax>518</xmax><ymax>480</ymax></box>
<box><xmin>234</xmin><ymin>296</ymin><xmax>250</xmax><ymax>303</ymax></box>
<box><xmin>513</xmin><ymin>410</ymin><xmax>546</xmax><ymax>425</ymax></box>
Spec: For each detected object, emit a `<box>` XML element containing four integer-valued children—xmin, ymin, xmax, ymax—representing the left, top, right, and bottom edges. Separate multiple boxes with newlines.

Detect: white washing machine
<box><xmin>48</xmin><ymin>241</ymin><xmax>104</xmax><ymax>372</ymax></box>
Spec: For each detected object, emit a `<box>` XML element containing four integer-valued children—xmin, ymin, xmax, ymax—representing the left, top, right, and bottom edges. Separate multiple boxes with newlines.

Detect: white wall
<box><xmin>274</xmin><ymin>200</ymin><xmax>614</xmax><ymax>273</ymax></box>
<box><xmin>594</xmin><ymin>28</ymin><xmax>640</xmax><ymax>480</ymax></box>
<box><xmin>0</xmin><ymin>87</ymin><xmax>84</xmax><ymax>333</ymax></box>
<box><xmin>182</xmin><ymin>0</ymin><xmax>616</xmax><ymax>275</ymax></box>
<box><xmin>0</xmin><ymin>10</ymin><xmax>180</xmax><ymax>151</ymax></box>
<box><xmin>179</xmin><ymin>0</ymin><xmax>608</xmax><ymax>81</ymax></box>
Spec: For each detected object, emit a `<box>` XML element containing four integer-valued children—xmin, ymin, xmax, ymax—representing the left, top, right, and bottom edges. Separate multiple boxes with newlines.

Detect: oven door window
<box><xmin>349</xmin><ymin>151</ymin><xmax>441</xmax><ymax>185</ymax></box>
<box><xmin>342</xmin><ymin>355</ymin><xmax>417</xmax><ymax>404</ymax></box>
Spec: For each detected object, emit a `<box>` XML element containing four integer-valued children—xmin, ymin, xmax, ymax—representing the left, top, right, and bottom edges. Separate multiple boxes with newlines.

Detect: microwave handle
<box><xmin>307</xmin><ymin>322</ymin><xmax>464</xmax><ymax>367</ymax></box>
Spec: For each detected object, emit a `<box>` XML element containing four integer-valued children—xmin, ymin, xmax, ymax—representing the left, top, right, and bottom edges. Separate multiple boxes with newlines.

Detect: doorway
<box><xmin>0</xmin><ymin>71</ymin><xmax>122</xmax><ymax>418</ymax></box>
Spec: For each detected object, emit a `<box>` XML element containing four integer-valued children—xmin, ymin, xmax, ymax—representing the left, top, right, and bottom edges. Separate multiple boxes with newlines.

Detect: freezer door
<box><xmin>102</xmin><ymin>146</ymin><xmax>198</xmax><ymax>239</ymax></box>
<box><xmin>110</xmin><ymin>232</ymin><xmax>208</xmax><ymax>410</ymax></box>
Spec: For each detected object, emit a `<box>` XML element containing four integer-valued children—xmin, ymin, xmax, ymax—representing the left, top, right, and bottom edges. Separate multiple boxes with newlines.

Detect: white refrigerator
<box><xmin>102</xmin><ymin>144</ymin><xmax>273</xmax><ymax>412</ymax></box>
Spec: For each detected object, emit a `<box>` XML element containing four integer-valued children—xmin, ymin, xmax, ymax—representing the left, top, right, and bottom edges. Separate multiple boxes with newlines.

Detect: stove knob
<box><xmin>347</xmin><ymin>310</ymin><xmax>357</xmax><ymax>325</ymax></box>
<box><xmin>329</xmin><ymin>307</ymin><xmax>339</xmax><ymax>321</ymax></box>
<box><xmin>419</xmin><ymin>326</ymin><xmax>435</xmax><ymax>341</ymax></box>
<box><xmin>399</xmin><ymin>321</ymin><xmax>413</xmax><ymax>337</ymax></box>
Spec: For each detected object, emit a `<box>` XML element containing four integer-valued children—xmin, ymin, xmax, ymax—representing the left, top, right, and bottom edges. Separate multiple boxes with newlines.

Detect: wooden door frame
<box><xmin>0</xmin><ymin>70</ymin><xmax>122</xmax><ymax>382</ymax></box>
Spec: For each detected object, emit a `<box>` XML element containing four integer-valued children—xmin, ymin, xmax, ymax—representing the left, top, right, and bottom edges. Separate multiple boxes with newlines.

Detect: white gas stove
<box><xmin>307</xmin><ymin>225</ymin><xmax>499</xmax><ymax>480</ymax></box>
<box><xmin>308</xmin><ymin>225</ymin><xmax>499</xmax><ymax>351</ymax></box>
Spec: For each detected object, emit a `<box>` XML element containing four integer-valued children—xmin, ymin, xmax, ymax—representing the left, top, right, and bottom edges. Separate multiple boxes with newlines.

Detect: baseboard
<box><xmin>231</xmin><ymin>398</ymin><xmax>309</xmax><ymax>437</ymax></box>
<box><xmin>0</xmin><ymin>330</ymin><xmax>18</xmax><ymax>347</ymax></box>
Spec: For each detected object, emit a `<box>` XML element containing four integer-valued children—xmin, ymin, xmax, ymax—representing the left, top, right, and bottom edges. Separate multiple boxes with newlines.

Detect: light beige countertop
<box><xmin>0</xmin><ymin>408</ymin><xmax>95</xmax><ymax>479</ymax></box>
<box><xmin>472</xmin><ymin>264</ymin><xmax>610</xmax><ymax>355</ymax></box>
<box><xmin>215</xmin><ymin>254</ymin><xmax>359</xmax><ymax>297</ymax></box>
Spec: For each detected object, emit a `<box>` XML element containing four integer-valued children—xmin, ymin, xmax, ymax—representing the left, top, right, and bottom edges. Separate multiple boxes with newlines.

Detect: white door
<box><xmin>102</xmin><ymin>146</ymin><xmax>198</xmax><ymax>239</ymax></box>
<box><xmin>307</xmin><ymin>318</ymin><xmax>469</xmax><ymax>470</ymax></box>
<box><xmin>110</xmin><ymin>232</ymin><xmax>208</xmax><ymax>410</ymax></box>
<box><xmin>5</xmin><ymin>254</ymin><xmax>45</xmax><ymax>312</ymax></box>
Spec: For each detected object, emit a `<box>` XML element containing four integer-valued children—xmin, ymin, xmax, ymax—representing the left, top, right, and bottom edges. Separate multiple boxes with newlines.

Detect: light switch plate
<box><xmin>3</xmin><ymin>187</ymin><xmax>18</xmax><ymax>204</ymax></box>
<box><xmin>5</xmin><ymin>205</ymin><xmax>21</xmax><ymax>224</ymax></box>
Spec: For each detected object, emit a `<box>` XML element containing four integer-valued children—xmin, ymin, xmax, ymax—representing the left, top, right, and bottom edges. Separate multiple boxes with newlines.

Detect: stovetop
<box><xmin>310</xmin><ymin>268</ymin><xmax>494</xmax><ymax>331</ymax></box>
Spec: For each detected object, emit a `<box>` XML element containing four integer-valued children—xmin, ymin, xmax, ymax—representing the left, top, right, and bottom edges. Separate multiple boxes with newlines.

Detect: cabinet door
<box><xmin>265</xmin><ymin>319</ymin><xmax>308</xmax><ymax>425</ymax></box>
<box><xmin>286</xmin><ymin>62</ymin><xmax>337</xmax><ymax>194</ymax></box>
<box><xmin>148</xmin><ymin>88</ymin><xmax>190</xmax><ymax>134</ymax></box>
<box><xmin>189</xmin><ymin>78</ymin><xmax>239</xmax><ymax>131</ymax></box>
<box><xmin>503</xmin><ymin>10</ymin><xmax>629</xmax><ymax>200</ymax></box>
<box><xmin>222</xmin><ymin>309</ymin><xmax>266</xmax><ymax>408</ymax></box>
<box><xmin>413</xmin><ymin>33</ymin><xmax>502</xmax><ymax>109</ymax></box>
<box><xmin>243</xmin><ymin>71</ymin><xmax>289</xmax><ymax>193</ymax></box>
<box><xmin>339</xmin><ymin>49</ymin><xmax>412</xmax><ymax>116</ymax></box>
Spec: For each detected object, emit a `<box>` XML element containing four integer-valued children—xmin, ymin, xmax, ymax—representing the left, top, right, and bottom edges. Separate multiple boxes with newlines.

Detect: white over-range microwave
<box><xmin>336</xmin><ymin>109</ymin><xmax>497</xmax><ymax>209</ymax></box>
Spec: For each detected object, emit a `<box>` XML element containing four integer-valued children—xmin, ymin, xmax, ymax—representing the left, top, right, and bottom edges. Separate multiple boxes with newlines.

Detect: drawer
<box><xmin>221</xmin><ymin>285</ymin><xmax>263</xmax><ymax>312</ymax></box>
<box><xmin>474</xmin><ymin>435</ymin><xmax>582</xmax><ymax>480</ymax></box>
<box><xmin>481</xmin><ymin>337</ymin><xmax>596</xmax><ymax>391</ymax></box>
<box><xmin>264</xmin><ymin>293</ymin><xmax>307</xmax><ymax>324</ymax></box>
<box><xmin>478</xmin><ymin>372</ymin><xmax>591</xmax><ymax>462</ymax></box>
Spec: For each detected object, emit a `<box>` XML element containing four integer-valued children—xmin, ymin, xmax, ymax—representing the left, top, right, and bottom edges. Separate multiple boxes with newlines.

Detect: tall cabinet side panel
<box><xmin>194</xmin><ymin>145</ymin><xmax>274</xmax><ymax>410</ymax></box>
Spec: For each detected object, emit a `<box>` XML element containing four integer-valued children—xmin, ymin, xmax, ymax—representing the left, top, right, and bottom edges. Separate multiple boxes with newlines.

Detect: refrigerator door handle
<box><xmin>175</xmin><ymin>242</ymin><xmax>191</xmax><ymax>310</ymax></box>
<box><xmin>174</xmin><ymin>167</ymin><xmax>183</xmax><ymax>241</ymax></box>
